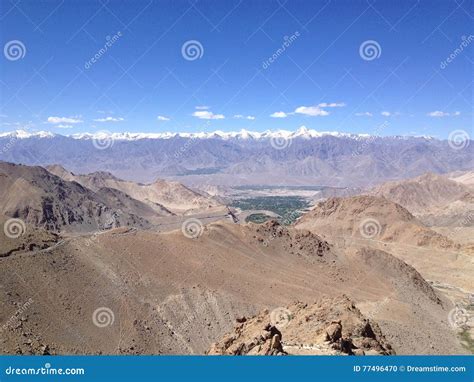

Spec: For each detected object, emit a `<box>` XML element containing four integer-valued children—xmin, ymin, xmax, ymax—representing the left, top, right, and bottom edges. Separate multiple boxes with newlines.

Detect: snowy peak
<box><xmin>0</xmin><ymin>130</ymin><xmax>55</xmax><ymax>139</ymax></box>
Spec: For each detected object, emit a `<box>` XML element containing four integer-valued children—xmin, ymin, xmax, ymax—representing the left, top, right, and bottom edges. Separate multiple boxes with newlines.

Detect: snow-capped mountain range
<box><xmin>0</xmin><ymin>127</ymin><xmax>435</xmax><ymax>141</ymax></box>
<box><xmin>0</xmin><ymin>127</ymin><xmax>470</xmax><ymax>187</ymax></box>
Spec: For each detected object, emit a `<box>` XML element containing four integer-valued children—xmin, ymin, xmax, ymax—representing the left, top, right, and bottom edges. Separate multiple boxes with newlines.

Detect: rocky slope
<box><xmin>369</xmin><ymin>173</ymin><xmax>474</xmax><ymax>227</ymax></box>
<box><xmin>0</xmin><ymin>214</ymin><xmax>59</xmax><ymax>257</ymax></box>
<box><xmin>0</xmin><ymin>221</ymin><xmax>463</xmax><ymax>355</ymax></box>
<box><xmin>295</xmin><ymin>195</ymin><xmax>456</xmax><ymax>249</ymax></box>
<box><xmin>0</xmin><ymin>162</ymin><xmax>155</xmax><ymax>232</ymax></box>
<box><xmin>46</xmin><ymin>165</ymin><xmax>221</xmax><ymax>215</ymax></box>
<box><xmin>208</xmin><ymin>296</ymin><xmax>394</xmax><ymax>355</ymax></box>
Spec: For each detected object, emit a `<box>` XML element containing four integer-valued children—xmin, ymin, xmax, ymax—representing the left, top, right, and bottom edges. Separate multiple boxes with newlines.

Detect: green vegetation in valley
<box><xmin>459</xmin><ymin>329</ymin><xmax>474</xmax><ymax>354</ymax></box>
<box><xmin>245</xmin><ymin>213</ymin><xmax>273</xmax><ymax>224</ymax></box>
<box><xmin>232</xmin><ymin>196</ymin><xmax>311</xmax><ymax>225</ymax></box>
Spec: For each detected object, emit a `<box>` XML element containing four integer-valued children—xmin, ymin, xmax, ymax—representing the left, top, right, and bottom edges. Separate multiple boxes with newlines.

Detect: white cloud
<box><xmin>318</xmin><ymin>102</ymin><xmax>345</xmax><ymax>108</ymax></box>
<box><xmin>381</xmin><ymin>111</ymin><xmax>391</xmax><ymax>117</ymax></box>
<box><xmin>192</xmin><ymin>111</ymin><xmax>225</xmax><ymax>120</ymax></box>
<box><xmin>355</xmin><ymin>112</ymin><xmax>373</xmax><ymax>117</ymax></box>
<box><xmin>47</xmin><ymin>116</ymin><xmax>83</xmax><ymax>124</ymax></box>
<box><xmin>270</xmin><ymin>111</ymin><xmax>288</xmax><ymax>118</ymax></box>
<box><xmin>93</xmin><ymin>117</ymin><xmax>124</xmax><ymax>122</ymax></box>
<box><xmin>427</xmin><ymin>111</ymin><xmax>448</xmax><ymax>117</ymax></box>
<box><xmin>195</xmin><ymin>106</ymin><xmax>210</xmax><ymax>110</ymax></box>
<box><xmin>294</xmin><ymin>106</ymin><xmax>329</xmax><ymax>117</ymax></box>
<box><xmin>427</xmin><ymin>111</ymin><xmax>460</xmax><ymax>117</ymax></box>
<box><xmin>157</xmin><ymin>115</ymin><xmax>170</xmax><ymax>121</ymax></box>
<box><xmin>55</xmin><ymin>124</ymin><xmax>73</xmax><ymax>129</ymax></box>
<box><xmin>234</xmin><ymin>114</ymin><xmax>255</xmax><ymax>120</ymax></box>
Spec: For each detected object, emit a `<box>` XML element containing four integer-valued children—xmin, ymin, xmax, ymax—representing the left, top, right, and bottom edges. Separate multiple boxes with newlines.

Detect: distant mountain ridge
<box><xmin>46</xmin><ymin>165</ymin><xmax>221</xmax><ymax>215</ymax></box>
<box><xmin>0</xmin><ymin>127</ymin><xmax>434</xmax><ymax>141</ymax></box>
<box><xmin>0</xmin><ymin>161</ymin><xmax>223</xmax><ymax>233</ymax></box>
<box><xmin>0</xmin><ymin>129</ymin><xmax>471</xmax><ymax>186</ymax></box>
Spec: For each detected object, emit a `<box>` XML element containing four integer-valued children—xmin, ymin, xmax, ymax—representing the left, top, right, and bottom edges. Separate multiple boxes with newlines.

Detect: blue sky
<box><xmin>0</xmin><ymin>0</ymin><xmax>472</xmax><ymax>138</ymax></box>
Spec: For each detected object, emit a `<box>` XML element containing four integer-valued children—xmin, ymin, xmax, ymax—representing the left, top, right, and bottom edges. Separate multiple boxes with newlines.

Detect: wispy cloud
<box><xmin>270</xmin><ymin>111</ymin><xmax>288</xmax><ymax>118</ymax></box>
<box><xmin>93</xmin><ymin>116</ymin><xmax>124</xmax><ymax>122</ymax></box>
<box><xmin>355</xmin><ymin>112</ymin><xmax>373</xmax><ymax>117</ymax></box>
<box><xmin>157</xmin><ymin>115</ymin><xmax>170</xmax><ymax>121</ymax></box>
<box><xmin>195</xmin><ymin>106</ymin><xmax>210</xmax><ymax>110</ymax></box>
<box><xmin>294</xmin><ymin>106</ymin><xmax>329</xmax><ymax>117</ymax></box>
<box><xmin>47</xmin><ymin>116</ymin><xmax>83</xmax><ymax>124</ymax></box>
<box><xmin>192</xmin><ymin>110</ymin><xmax>225</xmax><ymax>120</ymax></box>
<box><xmin>427</xmin><ymin>111</ymin><xmax>461</xmax><ymax>117</ymax></box>
<box><xmin>271</xmin><ymin>102</ymin><xmax>344</xmax><ymax>118</ymax></box>
<box><xmin>318</xmin><ymin>102</ymin><xmax>345</xmax><ymax>108</ymax></box>
<box><xmin>234</xmin><ymin>114</ymin><xmax>255</xmax><ymax>120</ymax></box>
<box><xmin>55</xmin><ymin>124</ymin><xmax>73</xmax><ymax>129</ymax></box>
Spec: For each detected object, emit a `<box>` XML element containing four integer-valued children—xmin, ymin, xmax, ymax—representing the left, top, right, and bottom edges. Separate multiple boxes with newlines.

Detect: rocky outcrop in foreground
<box><xmin>208</xmin><ymin>296</ymin><xmax>394</xmax><ymax>355</ymax></box>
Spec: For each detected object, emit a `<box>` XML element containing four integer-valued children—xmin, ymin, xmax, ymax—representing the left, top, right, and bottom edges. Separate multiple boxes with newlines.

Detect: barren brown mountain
<box><xmin>295</xmin><ymin>195</ymin><xmax>456</xmax><ymax>249</ymax></box>
<box><xmin>369</xmin><ymin>172</ymin><xmax>474</xmax><ymax>227</ymax></box>
<box><xmin>0</xmin><ymin>162</ymin><xmax>154</xmax><ymax>232</ymax></box>
<box><xmin>46</xmin><ymin>164</ymin><xmax>222</xmax><ymax>215</ymax></box>
<box><xmin>0</xmin><ymin>220</ymin><xmax>464</xmax><ymax>355</ymax></box>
